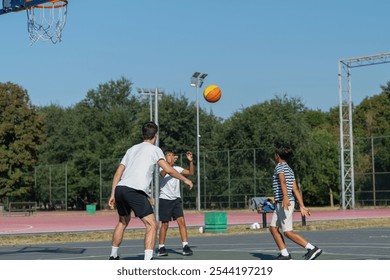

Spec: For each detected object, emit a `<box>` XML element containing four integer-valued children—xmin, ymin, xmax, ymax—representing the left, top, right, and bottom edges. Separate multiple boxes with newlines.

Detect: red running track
<box><xmin>1</xmin><ymin>208</ymin><xmax>389</xmax><ymax>235</ymax></box>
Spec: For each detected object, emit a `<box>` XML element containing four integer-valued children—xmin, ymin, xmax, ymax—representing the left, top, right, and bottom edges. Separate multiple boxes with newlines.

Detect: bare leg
<box><xmin>284</xmin><ymin>230</ymin><xmax>308</xmax><ymax>248</ymax></box>
<box><xmin>112</xmin><ymin>215</ymin><xmax>130</xmax><ymax>247</ymax></box>
<box><xmin>159</xmin><ymin>221</ymin><xmax>169</xmax><ymax>245</ymax></box>
<box><xmin>141</xmin><ymin>213</ymin><xmax>158</xmax><ymax>250</ymax></box>
<box><xmin>176</xmin><ymin>217</ymin><xmax>188</xmax><ymax>242</ymax></box>
<box><xmin>269</xmin><ymin>226</ymin><xmax>286</xmax><ymax>250</ymax></box>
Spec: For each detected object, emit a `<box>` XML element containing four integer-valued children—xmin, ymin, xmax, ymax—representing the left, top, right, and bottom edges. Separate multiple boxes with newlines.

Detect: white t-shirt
<box><xmin>159</xmin><ymin>165</ymin><xmax>184</xmax><ymax>200</ymax></box>
<box><xmin>117</xmin><ymin>142</ymin><xmax>165</xmax><ymax>196</ymax></box>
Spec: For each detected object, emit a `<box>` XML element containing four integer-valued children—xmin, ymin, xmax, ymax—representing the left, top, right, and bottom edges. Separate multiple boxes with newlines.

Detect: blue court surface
<box><xmin>0</xmin><ymin>227</ymin><xmax>389</xmax><ymax>260</ymax></box>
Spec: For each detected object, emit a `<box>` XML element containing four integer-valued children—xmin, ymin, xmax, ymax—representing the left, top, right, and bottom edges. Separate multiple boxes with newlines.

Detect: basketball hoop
<box><xmin>26</xmin><ymin>0</ymin><xmax>68</xmax><ymax>44</ymax></box>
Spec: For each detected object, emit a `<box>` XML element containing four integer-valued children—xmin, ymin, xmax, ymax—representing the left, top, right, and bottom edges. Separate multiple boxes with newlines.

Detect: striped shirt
<box><xmin>272</xmin><ymin>162</ymin><xmax>295</xmax><ymax>202</ymax></box>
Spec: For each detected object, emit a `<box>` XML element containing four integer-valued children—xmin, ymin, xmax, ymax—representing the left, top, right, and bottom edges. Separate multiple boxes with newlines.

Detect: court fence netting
<box><xmin>3</xmin><ymin>139</ymin><xmax>390</xmax><ymax>212</ymax></box>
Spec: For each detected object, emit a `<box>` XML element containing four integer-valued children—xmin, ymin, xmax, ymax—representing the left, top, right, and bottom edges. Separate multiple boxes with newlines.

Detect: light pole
<box><xmin>136</xmin><ymin>87</ymin><xmax>164</xmax><ymax>221</ymax></box>
<box><xmin>137</xmin><ymin>88</ymin><xmax>154</xmax><ymax>121</ymax></box>
<box><xmin>190</xmin><ymin>72</ymin><xmax>207</xmax><ymax>212</ymax></box>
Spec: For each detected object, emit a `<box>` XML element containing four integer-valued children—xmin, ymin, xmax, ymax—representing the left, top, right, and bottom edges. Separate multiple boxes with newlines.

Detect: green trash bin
<box><xmin>86</xmin><ymin>204</ymin><xmax>96</xmax><ymax>214</ymax></box>
<box><xmin>204</xmin><ymin>211</ymin><xmax>227</xmax><ymax>232</ymax></box>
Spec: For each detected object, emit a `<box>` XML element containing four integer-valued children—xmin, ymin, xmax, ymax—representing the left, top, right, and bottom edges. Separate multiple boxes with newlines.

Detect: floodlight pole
<box><xmin>196</xmin><ymin>85</ymin><xmax>200</xmax><ymax>211</ymax></box>
<box><xmin>191</xmin><ymin>72</ymin><xmax>208</xmax><ymax>212</ymax></box>
<box><xmin>136</xmin><ymin>87</ymin><xmax>164</xmax><ymax>221</ymax></box>
<box><xmin>137</xmin><ymin>88</ymin><xmax>154</xmax><ymax>121</ymax></box>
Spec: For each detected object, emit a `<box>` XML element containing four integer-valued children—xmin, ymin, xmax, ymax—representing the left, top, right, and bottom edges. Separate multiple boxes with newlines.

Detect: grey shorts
<box><xmin>114</xmin><ymin>186</ymin><xmax>154</xmax><ymax>219</ymax></box>
<box><xmin>270</xmin><ymin>201</ymin><xmax>295</xmax><ymax>232</ymax></box>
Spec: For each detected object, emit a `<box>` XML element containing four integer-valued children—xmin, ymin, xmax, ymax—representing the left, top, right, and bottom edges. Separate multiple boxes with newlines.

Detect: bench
<box><xmin>257</xmin><ymin>208</ymin><xmax>307</xmax><ymax>229</ymax></box>
<box><xmin>6</xmin><ymin>202</ymin><xmax>37</xmax><ymax>216</ymax></box>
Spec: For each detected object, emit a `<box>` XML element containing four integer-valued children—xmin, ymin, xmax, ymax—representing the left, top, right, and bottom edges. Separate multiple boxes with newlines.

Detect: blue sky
<box><xmin>1</xmin><ymin>0</ymin><xmax>390</xmax><ymax>120</ymax></box>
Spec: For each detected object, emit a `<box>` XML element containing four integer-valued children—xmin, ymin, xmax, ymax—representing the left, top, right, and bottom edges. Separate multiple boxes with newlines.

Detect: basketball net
<box><xmin>26</xmin><ymin>0</ymin><xmax>68</xmax><ymax>44</ymax></box>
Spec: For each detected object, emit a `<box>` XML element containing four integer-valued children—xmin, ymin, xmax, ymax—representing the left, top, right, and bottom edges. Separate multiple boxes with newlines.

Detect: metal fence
<box><xmin>29</xmin><ymin>138</ymin><xmax>390</xmax><ymax>211</ymax></box>
<box><xmin>30</xmin><ymin>148</ymin><xmax>275</xmax><ymax>211</ymax></box>
<box><xmin>355</xmin><ymin>135</ymin><xmax>390</xmax><ymax>207</ymax></box>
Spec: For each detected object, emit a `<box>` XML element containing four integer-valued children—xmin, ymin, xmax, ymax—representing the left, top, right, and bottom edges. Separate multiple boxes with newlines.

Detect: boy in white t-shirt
<box><xmin>108</xmin><ymin>122</ymin><xmax>193</xmax><ymax>260</ymax></box>
<box><xmin>157</xmin><ymin>150</ymin><xmax>194</xmax><ymax>257</ymax></box>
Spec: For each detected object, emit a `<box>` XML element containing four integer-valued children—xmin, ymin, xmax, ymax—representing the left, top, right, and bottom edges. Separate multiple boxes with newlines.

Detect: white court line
<box><xmin>369</xmin><ymin>235</ymin><xmax>390</xmax><ymax>238</ymax></box>
<box><xmin>0</xmin><ymin>224</ymin><xmax>33</xmax><ymax>234</ymax></box>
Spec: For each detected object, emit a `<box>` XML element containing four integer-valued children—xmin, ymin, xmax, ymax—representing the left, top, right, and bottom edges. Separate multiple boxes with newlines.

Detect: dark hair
<box><xmin>275</xmin><ymin>143</ymin><xmax>293</xmax><ymax>161</ymax></box>
<box><xmin>142</xmin><ymin>121</ymin><xmax>158</xmax><ymax>140</ymax></box>
<box><xmin>164</xmin><ymin>149</ymin><xmax>174</xmax><ymax>155</ymax></box>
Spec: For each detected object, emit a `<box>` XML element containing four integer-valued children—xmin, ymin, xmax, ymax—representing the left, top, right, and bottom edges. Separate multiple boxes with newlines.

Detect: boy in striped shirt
<box><xmin>270</xmin><ymin>143</ymin><xmax>322</xmax><ymax>260</ymax></box>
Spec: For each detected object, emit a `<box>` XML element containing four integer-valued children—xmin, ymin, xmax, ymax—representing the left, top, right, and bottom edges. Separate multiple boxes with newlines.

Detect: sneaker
<box><xmin>157</xmin><ymin>246</ymin><xmax>168</xmax><ymax>257</ymax></box>
<box><xmin>276</xmin><ymin>254</ymin><xmax>292</xmax><ymax>260</ymax></box>
<box><xmin>182</xmin><ymin>245</ymin><xmax>193</xmax><ymax>256</ymax></box>
<box><xmin>109</xmin><ymin>256</ymin><xmax>120</xmax><ymax>260</ymax></box>
<box><xmin>304</xmin><ymin>246</ymin><xmax>322</xmax><ymax>260</ymax></box>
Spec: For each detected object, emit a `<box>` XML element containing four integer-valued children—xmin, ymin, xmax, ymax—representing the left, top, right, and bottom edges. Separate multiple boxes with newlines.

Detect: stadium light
<box><xmin>190</xmin><ymin>72</ymin><xmax>207</xmax><ymax>212</ymax></box>
<box><xmin>136</xmin><ymin>87</ymin><xmax>164</xmax><ymax>221</ymax></box>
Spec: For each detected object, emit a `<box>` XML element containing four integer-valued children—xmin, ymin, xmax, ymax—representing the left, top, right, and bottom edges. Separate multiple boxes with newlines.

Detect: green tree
<box><xmin>300</xmin><ymin>125</ymin><xmax>340</xmax><ymax>206</ymax></box>
<box><xmin>211</xmin><ymin>95</ymin><xmax>313</xmax><ymax>204</ymax></box>
<box><xmin>156</xmin><ymin>92</ymin><xmax>223</xmax><ymax>207</ymax></box>
<box><xmin>38</xmin><ymin>105</ymin><xmax>74</xmax><ymax>164</ymax></box>
<box><xmin>37</xmin><ymin>77</ymin><xmax>146</xmax><ymax>208</ymax></box>
<box><xmin>0</xmin><ymin>82</ymin><xmax>45</xmax><ymax>202</ymax></box>
<box><xmin>352</xmin><ymin>88</ymin><xmax>390</xmax><ymax>204</ymax></box>
<box><xmin>74</xmin><ymin>77</ymin><xmax>144</xmax><ymax>159</ymax></box>
<box><xmin>157</xmin><ymin>93</ymin><xmax>197</xmax><ymax>153</ymax></box>
<box><xmin>158</xmin><ymin>92</ymin><xmax>223</xmax><ymax>154</ymax></box>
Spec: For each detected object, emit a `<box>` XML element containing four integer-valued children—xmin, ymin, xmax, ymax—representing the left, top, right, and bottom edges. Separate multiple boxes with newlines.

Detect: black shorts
<box><xmin>158</xmin><ymin>198</ymin><xmax>184</xmax><ymax>222</ymax></box>
<box><xmin>115</xmin><ymin>185</ymin><xmax>154</xmax><ymax>219</ymax></box>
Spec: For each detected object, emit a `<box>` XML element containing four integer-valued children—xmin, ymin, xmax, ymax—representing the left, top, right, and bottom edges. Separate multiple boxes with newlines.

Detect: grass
<box><xmin>1</xmin><ymin>217</ymin><xmax>389</xmax><ymax>246</ymax></box>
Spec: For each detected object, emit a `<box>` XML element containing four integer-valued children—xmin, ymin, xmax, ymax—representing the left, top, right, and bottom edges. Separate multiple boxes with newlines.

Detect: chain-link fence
<box><xmin>30</xmin><ymin>138</ymin><xmax>390</xmax><ymax>211</ymax></box>
<box><xmin>34</xmin><ymin>163</ymin><xmax>67</xmax><ymax>210</ymax></box>
<box><xmin>31</xmin><ymin>148</ymin><xmax>275</xmax><ymax>211</ymax></box>
<box><xmin>355</xmin><ymin>135</ymin><xmax>390</xmax><ymax>206</ymax></box>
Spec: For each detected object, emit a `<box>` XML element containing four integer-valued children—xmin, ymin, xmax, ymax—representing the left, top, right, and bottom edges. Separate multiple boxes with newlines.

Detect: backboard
<box><xmin>1</xmin><ymin>0</ymin><xmax>50</xmax><ymax>14</ymax></box>
<box><xmin>0</xmin><ymin>0</ymin><xmax>68</xmax><ymax>44</ymax></box>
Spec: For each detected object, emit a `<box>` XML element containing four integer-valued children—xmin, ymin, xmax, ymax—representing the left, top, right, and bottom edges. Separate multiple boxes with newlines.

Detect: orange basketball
<box><xmin>203</xmin><ymin>85</ymin><xmax>222</xmax><ymax>103</ymax></box>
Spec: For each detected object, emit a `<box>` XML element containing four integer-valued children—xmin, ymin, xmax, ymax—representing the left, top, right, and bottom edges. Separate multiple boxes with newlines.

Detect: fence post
<box><xmin>253</xmin><ymin>148</ymin><xmax>256</xmax><ymax>198</ymax></box>
<box><xmin>228</xmin><ymin>149</ymin><xmax>231</xmax><ymax>209</ymax></box>
<box><xmin>65</xmin><ymin>163</ymin><xmax>68</xmax><ymax>211</ymax></box>
<box><xmin>203</xmin><ymin>152</ymin><xmax>207</xmax><ymax>210</ymax></box>
<box><xmin>371</xmin><ymin>136</ymin><xmax>376</xmax><ymax>206</ymax></box>
<box><xmin>99</xmin><ymin>160</ymin><xmax>102</xmax><ymax>211</ymax></box>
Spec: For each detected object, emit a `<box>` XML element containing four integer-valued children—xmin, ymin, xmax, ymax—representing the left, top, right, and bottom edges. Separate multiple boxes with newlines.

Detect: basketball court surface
<box><xmin>1</xmin><ymin>208</ymin><xmax>389</xmax><ymax>260</ymax></box>
<box><xmin>0</xmin><ymin>227</ymin><xmax>389</xmax><ymax>260</ymax></box>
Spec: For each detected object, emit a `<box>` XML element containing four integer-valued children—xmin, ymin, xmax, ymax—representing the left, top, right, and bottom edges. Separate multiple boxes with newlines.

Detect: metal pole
<box><xmin>49</xmin><ymin>165</ymin><xmax>52</xmax><ymax>207</ymax></box>
<box><xmin>347</xmin><ymin>69</ymin><xmax>355</xmax><ymax>209</ymax></box>
<box><xmin>371</xmin><ymin>136</ymin><xmax>376</xmax><ymax>206</ymax></box>
<box><xmin>34</xmin><ymin>166</ymin><xmax>37</xmax><ymax>203</ymax></box>
<box><xmin>196</xmin><ymin>84</ymin><xmax>201</xmax><ymax>211</ymax></box>
<box><xmin>338</xmin><ymin>62</ymin><xmax>346</xmax><ymax>209</ymax></box>
<box><xmin>65</xmin><ymin>163</ymin><xmax>68</xmax><ymax>211</ymax></box>
<box><xmin>191</xmin><ymin>72</ymin><xmax>207</xmax><ymax>211</ymax></box>
<box><xmin>203</xmin><ymin>152</ymin><xmax>206</xmax><ymax>209</ymax></box>
<box><xmin>253</xmin><ymin>148</ymin><xmax>256</xmax><ymax>197</ymax></box>
<box><xmin>99</xmin><ymin>160</ymin><xmax>102</xmax><ymax>210</ymax></box>
<box><xmin>149</xmin><ymin>93</ymin><xmax>153</xmax><ymax>121</ymax></box>
<box><xmin>154</xmin><ymin>88</ymin><xmax>160</xmax><ymax>222</ymax></box>
<box><xmin>228</xmin><ymin>149</ymin><xmax>231</xmax><ymax>209</ymax></box>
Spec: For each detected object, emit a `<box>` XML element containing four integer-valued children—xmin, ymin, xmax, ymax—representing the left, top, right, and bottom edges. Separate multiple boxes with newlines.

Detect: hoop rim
<box><xmin>30</xmin><ymin>0</ymin><xmax>68</xmax><ymax>9</ymax></box>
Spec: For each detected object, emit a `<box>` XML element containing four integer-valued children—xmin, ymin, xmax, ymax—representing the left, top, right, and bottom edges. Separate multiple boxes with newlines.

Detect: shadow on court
<box><xmin>0</xmin><ymin>227</ymin><xmax>389</xmax><ymax>260</ymax></box>
<box><xmin>0</xmin><ymin>246</ymin><xmax>86</xmax><ymax>259</ymax></box>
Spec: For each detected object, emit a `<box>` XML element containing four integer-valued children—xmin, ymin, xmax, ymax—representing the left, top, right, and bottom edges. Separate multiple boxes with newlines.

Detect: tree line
<box><xmin>1</xmin><ymin>77</ymin><xmax>389</xmax><ymax>209</ymax></box>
